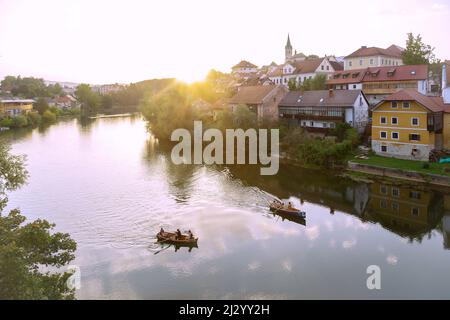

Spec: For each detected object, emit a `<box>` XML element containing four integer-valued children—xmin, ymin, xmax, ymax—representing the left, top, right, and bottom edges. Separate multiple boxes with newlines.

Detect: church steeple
<box><xmin>285</xmin><ymin>33</ymin><xmax>293</xmax><ymax>61</ymax></box>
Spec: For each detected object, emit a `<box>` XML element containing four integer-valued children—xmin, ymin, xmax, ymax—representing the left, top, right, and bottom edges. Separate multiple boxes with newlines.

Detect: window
<box><xmin>310</xmin><ymin>121</ymin><xmax>314</xmax><ymax>127</ymax></box>
<box><xmin>302</xmin><ymin>121</ymin><xmax>306</xmax><ymax>126</ymax></box>
<box><xmin>411</xmin><ymin>117</ymin><xmax>419</xmax><ymax>126</ymax></box>
<box><xmin>409</xmin><ymin>134</ymin><xmax>420</xmax><ymax>141</ymax></box>
<box><xmin>391</xmin><ymin>132</ymin><xmax>399</xmax><ymax>140</ymax></box>
<box><xmin>381</xmin><ymin>59</ymin><xmax>384</xmax><ymax>65</ymax></box>
<box><xmin>409</xmin><ymin>191</ymin><xmax>421</xmax><ymax>199</ymax></box>
<box><xmin>392</xmin><ymin>202</ymin><xmax>399</xmax><ymax>211</ymax></box>
<box><xmin>391</xmin><ymin>101</ymin><xmax>398</xmax><ymax>108</ymax></box>
<box><xmin>380</xmin><ymin>131</ymin><xmax>387</xmax><ymax>139</ymax></box>
<box><xmin>403</xmin><ymin>101</ymin><xmax>410</xmax><ymax>108</ymax></box>
<box><xmin>392</xmin><ymin>187</ymin><xmax>400</xmax><ymax>197</ymax></box>
<box><xmin>359</xmin><ymin>59</ymin><xmax>363</xmax><ymax>65</ymax></box>
<box><xmin>326</xmin><ymin>66</ymin><xmax>329</xmax><ymax>70</ymax></box>
<box><xmin>391</xmin><ymin>117</ymin><xmax>398</xmax><ymax>125</ymax></box>
<box><xmin>349</xmin><ymin>61</ymin><xmax>352</xmax><ymax>67</ymax></box>
<box><xmin>370</xmin><ymin>58</ymin><xmax>374</xmax><ymax>65</ymax></box>
<box><xmin>380</xmin><ymin>185</ymin><xmax>387</xmax><ymax>194</ymax></box>
<box><xmin>380</xmin><ymin>199</ymin><xmax>387</xmax><ymax>209</ymax></box>
<box><xmin>411</xmin><ymin>207</ymin><xmax>420</xmax><ymax>216</ymax></box>
<box><xmin>353</xmin><ymin>84</ymin><xmax>357</xmax><ymax>89</ymax></box>
<box><xmin>321</xmin><ymin>65</ymin><xmax>324</xmax><ymax>70</ymax></box>
<box><xmin>381</xmin><ymin>145</ymin><xmax>387</xmax><ymax>152</ymax></box>
<box><xmin>330</xmin><ymin>122</ymin><xmax>336</xmax><ymax>128</ymax></box>
<box><xmin>380</xmin><ymin>116</ymin><xmax>387</xmax><ymax>124</ymax></box>
<box><xmin>322</xmin><ymin>123</ymin><xmax>327</xmax><ymax>128</ymax></box>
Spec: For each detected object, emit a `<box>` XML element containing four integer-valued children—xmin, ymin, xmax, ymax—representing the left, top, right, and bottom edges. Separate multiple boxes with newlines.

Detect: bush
<box><xmin>422</xmin><ymin>162</ymin><xmax>430</xmax><ymax>169</ymax></box>
<box><xmin>0</xmin><ymin>118</ymin><xmax>14</xmax><ymax>128</ymax></box>
<box><xmin>27</xmin><ymin>112</ymin><xmax>42</xmax><ymax>126</ymax></box>
<box><xmin>12</xmin><ymin>115</ymin><xmax>28</xmax><ymax>128</ymax></box>
<box><xmin>42</xmin><ymin>110</ymin><xmax>57</xmax><ymax>124</ymax></box>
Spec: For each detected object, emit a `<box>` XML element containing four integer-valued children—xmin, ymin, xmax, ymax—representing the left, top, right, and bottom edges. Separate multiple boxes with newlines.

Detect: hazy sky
<box><xmin>0</xmin><ymin>0</ymin><xmax>449</xmax><ymax>84</ymax></box>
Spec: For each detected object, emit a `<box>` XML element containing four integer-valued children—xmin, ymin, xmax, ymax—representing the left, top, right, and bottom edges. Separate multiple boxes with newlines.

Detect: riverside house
<box><xmin>371</xmin><ymin>89</ymin><xmax>450</xmax><ymax>161</ymax></box>
<box><xmin>326</xmin><ymin>64</ymin><xmax>429</xmax><ymax>106</ymax></box>
<box><xmin>0</xmin><ymin>99</ymin><xmax>34</xmax><ymax>117</ymax></box>
<box><xmin>278</xmin><ymin>89</ymin><xmax>369</xmax><ymax>134</ymax></box>
<box><xmin>228</xmin><ymin>85</ymin><xmax>288</xmax><ymax>121</ymax></box>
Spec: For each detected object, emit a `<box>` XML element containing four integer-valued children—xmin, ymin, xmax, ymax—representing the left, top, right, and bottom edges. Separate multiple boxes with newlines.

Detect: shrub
<box><xmin>42</xmin><ymin>110</ymin><xmax>57</xmax><ymax>124</ymax></box>
<box><xmin>0</xmin><ymin>118</ymin><xmax>14</xmax><ymax>128</ymax></box>
<box><xmin>422</xmin><ymin>162</ymin><xmax>430</xmax><ymax>169</ymax></box>
<box><xmin>27</xmin><ymin>112</ymin><xmax>42</xmax><ymax>126</ymax></box>
<box><xmin>12</xmin><ymin>115</ymin><xmax>28</xmax><ymax>127</ymax></box>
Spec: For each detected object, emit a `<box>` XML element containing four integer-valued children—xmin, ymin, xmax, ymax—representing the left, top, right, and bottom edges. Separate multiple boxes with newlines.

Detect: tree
<box><xmin>34</xmin><ymin>97</ymin><xmax>49</xmax><ymax>115</ymax></box>
<box><xmin>300</xmin><ymin>74</ymin><xmax>327</xmax><ymax>91</ymax></box>
<box><xmin>42</xmin><ymin>110</ymin><xmax>57</xmax><ymax>124</ymax></box>
<box><xmin>288</xmin><ymin>78</ymin><xmax>299</xmax><ymax>91</ymax></box>
<box><xmin>0</xmin><ymin>141</ymin><xmax>77</xmax><ymax>299</ymax></box>
<box><xmin>75</xmin><ymin>84</ymin><xmax>100</xmax><ymax>116</ymax></box>
<box><xmin>402</xmin><ymin>33</ymin><xmax>437</xmax><ymax>65</ymax></box>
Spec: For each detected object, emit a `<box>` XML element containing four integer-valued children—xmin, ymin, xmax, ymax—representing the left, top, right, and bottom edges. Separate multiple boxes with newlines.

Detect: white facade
<box><xmin>443</xmin><ymin>63</ymin><xmax>450</xmax><ymax>104</ymax></box>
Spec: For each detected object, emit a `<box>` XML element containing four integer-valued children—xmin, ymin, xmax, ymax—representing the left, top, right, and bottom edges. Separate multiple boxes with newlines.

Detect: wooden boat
<box><xmin>157</xmin><ymin>231</ymin><xmax>198</xmax><ymax>246</ymax></box>
<box><xmin>269</xmin><ymin>203</ymin><xmax>306</xmax><ymax>218</ymax></box>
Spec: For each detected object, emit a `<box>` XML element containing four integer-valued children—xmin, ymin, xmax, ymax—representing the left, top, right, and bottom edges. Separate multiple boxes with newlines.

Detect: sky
<box><xmin>0</xmin><ymin>0</ymin><xmax>449</xmax><ymax>84</ymax></box>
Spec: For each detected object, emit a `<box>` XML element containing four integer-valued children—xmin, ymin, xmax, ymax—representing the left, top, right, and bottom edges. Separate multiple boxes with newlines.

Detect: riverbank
<box><xmin>347</xmin><ymin>155</ymin><xmax>450</xmax><ymax>189</ymax></box>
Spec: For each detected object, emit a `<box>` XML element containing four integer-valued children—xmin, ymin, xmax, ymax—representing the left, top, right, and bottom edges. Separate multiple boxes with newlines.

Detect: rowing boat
<box><xmin>269</xmin><ymin>204</ymin><xmax>306</xmax><ymax>218</ymax></box>
<box><xmin>157</xmin><ymin>231</ymin><xmax>198</xmax><ymax>246</ymax></box>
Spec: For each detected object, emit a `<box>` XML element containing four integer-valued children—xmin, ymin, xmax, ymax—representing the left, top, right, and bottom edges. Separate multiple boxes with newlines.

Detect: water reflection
<box><xmin>4</xmin><ymin>116</ymin><xmax>450</xmax><ymax>299</ymax></box>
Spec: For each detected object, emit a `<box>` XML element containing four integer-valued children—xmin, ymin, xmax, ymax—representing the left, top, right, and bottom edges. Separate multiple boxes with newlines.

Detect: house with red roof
<box><xmin>326</xmin><ymin>64</ymin><xmax>429</xmax><ymax>106</ymax></box>
<box><xmin>343</xmin><ymin>44</ymin><xmax>404</xmax><ymax>71</ymax></box>
<box><xmin>371</xmin><ymin>89</ymin><xmax>450</xmax><ymax>160</ymax></box>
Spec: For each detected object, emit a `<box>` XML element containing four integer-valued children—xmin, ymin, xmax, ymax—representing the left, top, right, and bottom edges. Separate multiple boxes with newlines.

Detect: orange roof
<box><xmin>232</xmin><ymin>60</ymin><xmax>257</xmax><ymax>70</ymax></box>
<box><xmin>228</xmin><ymin>85</ymin><xmax>279</xmax><ymax>104</ymax></box>
<box><xmin>374</xmin><ymin>89</ymin><xmax>447</xmax><ymax>113</ymax></box>
<box><xmin>345</xmin><ymin>45</ymin><xmax>403</xmax><ymax>59</ymax></box>
<box><xmin>327</xmin><ymin>64</ymin><xmax>428</xmax><ymax>85</ymax></box>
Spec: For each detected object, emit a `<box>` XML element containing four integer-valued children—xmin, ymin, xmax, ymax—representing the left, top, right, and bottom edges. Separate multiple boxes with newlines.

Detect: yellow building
<box><xmin>371</xmin><ymin>90</ymin><xmax>449</xmax><ymax>160</ymax></box>
<box><xmin>0</xmin><ymin>99</ymin><xmax>34</xmax><ymax>117</ymax></box>
<box><xmin>344</xmin><ymin>45</ymin><xmax>404</xmax><ymax>71</ymax></box>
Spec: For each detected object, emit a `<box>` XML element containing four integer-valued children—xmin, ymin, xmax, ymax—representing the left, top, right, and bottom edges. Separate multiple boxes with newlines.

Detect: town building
<box><xmin>326</xmin><ymin>64</ymin><xmax>429</xmax><ymax>106</ymax></box>
<box><xmin>284</xmin><ymin>34</ymin><xmax>307</xmax><ymax>63</ymax></box>
<box><xmin>278</xmin><ymin>89</ymin><xmax>369</xmax><ymax>133</ymax></box>
<box><xmin>0</xmin><ymin>99</ymin><xmax>34</xmax><ymax>117</ymax></box>
<box><xmin>343</xmin><ymin>45</ymin><xmax>404</xmax><ymax>70</ymax></box>
<box><xmin>228</xmin><ymin>85</ymin><xmax>288</xmax><ymax>121</ymax></box>
<box><xmin>442</xmin><ymin>61</ymin><xmax>450</xmax><ymax>148</ymax></box>
<box><xmin>91</xmin><ymin>83</ymin><xmax>126</xmax><ymax>95</ymax></box>
<box><xmin>371</xmin><ymin>89</ymin><xmax>450</xmax><ymax>161</ymax></box>
<box><xmin>268</xmin><ymin>57</ymin><xmax>343</xmax><ymax>87</ymax></box>
<box><xmin>231</xmin><ymin>60</ymin><xmax>258</xmax><ymax>75</ymax></box>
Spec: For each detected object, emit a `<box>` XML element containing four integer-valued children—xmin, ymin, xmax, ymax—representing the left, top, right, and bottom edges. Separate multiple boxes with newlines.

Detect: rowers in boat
<box><xmin>157</xmin><ymin>228</ymin><xmax>198</xmax><ymax>246</ymax></box>
<box><xmin>269</xmin><ymin>200</ymin><xmax>306</xmax><ymax>218</ymax></box>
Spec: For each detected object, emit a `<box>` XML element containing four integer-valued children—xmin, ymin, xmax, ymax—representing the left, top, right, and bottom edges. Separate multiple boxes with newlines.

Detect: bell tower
<box><xmin>285</xmin><ymin>34</ymin><xmax>293</xmax><ymax>62</ymax></box>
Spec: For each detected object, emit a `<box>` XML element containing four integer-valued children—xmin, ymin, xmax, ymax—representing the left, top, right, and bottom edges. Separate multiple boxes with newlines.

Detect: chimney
<box><xmin>443</xmin><ymin>63</ymin><xmax>447</xmax><ymax>91</ymax></box>
<box><xmin>329</xmin><ymin>89</ymin><xmax>334</xmax><ymax>97</ymax></box>
<box><xmin>361</xmin><ymin>46</ymin><xmax>367</xmax><ymax>49</ymax></box>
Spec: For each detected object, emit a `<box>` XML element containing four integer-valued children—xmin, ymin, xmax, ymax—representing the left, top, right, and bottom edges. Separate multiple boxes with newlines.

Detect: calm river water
<box><xmin>3</xmin><ymin>116</ymin><xmax>450</xmax><ymax>299</ymax></box>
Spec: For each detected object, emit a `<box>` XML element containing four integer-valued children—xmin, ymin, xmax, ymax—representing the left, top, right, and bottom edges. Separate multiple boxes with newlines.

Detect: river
<box><xmin>3</xmin><ymin>116</ymin><xmax>450</xmax><ymax>299</ymax></box>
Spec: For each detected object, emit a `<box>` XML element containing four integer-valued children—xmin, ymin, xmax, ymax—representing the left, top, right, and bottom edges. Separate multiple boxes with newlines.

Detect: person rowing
<box><xmin>188</xmin><ymin>230</ymin><xmax>194</xmax><ymax>239</ymax></box>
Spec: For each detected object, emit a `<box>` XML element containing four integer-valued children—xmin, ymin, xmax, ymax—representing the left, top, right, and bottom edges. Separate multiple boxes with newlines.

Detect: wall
<box><xmin>344</xmin><ymin>55</ymin><xmax>403</xmax><ymax>70</ymax></box>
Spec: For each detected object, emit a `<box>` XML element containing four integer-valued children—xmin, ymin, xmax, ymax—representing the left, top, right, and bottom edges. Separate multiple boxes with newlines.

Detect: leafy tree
<box><xmin>0</xmin><ymin>140</ymin><xmax>77</xmax><ymax>299</ymax></box>
<box><xmin>300</xmin><ymin>74</ymin><xmax>327</xmax><ymax>91</ymax></box>
<box><xmin>101</xmin><ymin>95</ymin><xmax>113</xmax><ymax>109</ymax></box>
<box><xmin>402</xmin><ymin>33</ymin><xmax>437</xmax><ymax>65</ymax></box>
<box><xmin>34</xmin><ymin>97</ymin><xmax>49</xmax><ymax>115</ymax></box>
<box><xmin>12</xmin><ymin>115</ymin><xmax>28</xmax><ymax>128</ymax></box>
<box><xmin>288</xmin><ymin>78</ymin><xmax>299</xmax><ymax>91</ymax></box>
<box><xmin>75</xmin><ymin>84</ymin><xmax>100</xmax><ymax>116</ymax></box>
<box><xmin>233</xmin><ymin>104</ymin><xmax>257</xmax><ymax>130</ymax></box>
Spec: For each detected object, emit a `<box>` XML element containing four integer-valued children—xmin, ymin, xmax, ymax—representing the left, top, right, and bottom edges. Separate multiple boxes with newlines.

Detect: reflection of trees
<box><xmin>227</xmin><ymin>164</ymin><xmax>445</xmax><ymax>242</ymax></box>
<box><xmin>143</xmin><ymin>139</ymin><xmax>198</xmax><ymax>203</ymax></box>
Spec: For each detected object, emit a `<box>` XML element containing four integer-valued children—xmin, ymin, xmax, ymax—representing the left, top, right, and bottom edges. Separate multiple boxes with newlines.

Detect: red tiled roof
<box><xmin>375</xmin><ymin>89</ymin><xmax>446</xmax><ymax>113</ymax></box>
<box><xmin>326</xmin><ymin>64</ymin><xmax>428</xmax><ymax>85</ymax></box>
<box><xmin>232</xmin><ymin>60</ymin><xmax>257</xmax><ymax>69</ymax></box>
<box><xmin>345</xmin><ymin>45</ymin><xmax>403</xmax><ymax>59</ymax></box>
<box><xmin>228</xmin><ymin>85</ymin><xmax>278</xmax><ymax>104</ymax></box>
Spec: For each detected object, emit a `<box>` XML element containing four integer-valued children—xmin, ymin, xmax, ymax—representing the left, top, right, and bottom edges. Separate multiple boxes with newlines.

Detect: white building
<box><xmin>443</xmin><ymin>60</ymin><xmax>450</xmax><ymax>104</ymax></box>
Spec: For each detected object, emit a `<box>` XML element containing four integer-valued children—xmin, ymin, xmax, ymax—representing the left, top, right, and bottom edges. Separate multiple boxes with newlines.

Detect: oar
<box><xmin>154</xmin><ymin>242</ymin><xmax>171</xmax><ymax>255</ymax></box>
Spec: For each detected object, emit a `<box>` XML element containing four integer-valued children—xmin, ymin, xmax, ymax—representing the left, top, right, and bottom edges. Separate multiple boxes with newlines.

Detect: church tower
<box><xmin>285</xmin><ymin>34</ymin><xmax>293</xmax><ymax>62</ymax></box>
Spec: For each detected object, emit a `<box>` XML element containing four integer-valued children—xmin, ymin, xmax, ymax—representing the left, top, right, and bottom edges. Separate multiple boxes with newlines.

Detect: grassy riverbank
<box><xmin>351</xmin><ymin>154</ymin><xmax>450</xmax><ymax>177</ymax></box>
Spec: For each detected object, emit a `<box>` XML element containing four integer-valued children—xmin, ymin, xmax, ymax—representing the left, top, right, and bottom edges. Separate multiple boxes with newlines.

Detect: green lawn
<box><xmin>351</xmin><ymin>155</ymin><xmax>450</xmax><ymax>177</ymax></box>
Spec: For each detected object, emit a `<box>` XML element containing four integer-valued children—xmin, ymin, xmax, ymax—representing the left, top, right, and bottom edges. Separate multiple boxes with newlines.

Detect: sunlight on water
<box><xmin>4</xmin><ymin>116</ymin><xmax>450</xmax><ymax>299</ymax></box>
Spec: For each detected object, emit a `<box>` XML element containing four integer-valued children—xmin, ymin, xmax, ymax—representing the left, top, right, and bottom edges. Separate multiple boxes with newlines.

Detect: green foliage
<box><xmin>12</xmin><ymin>115</ymin><xmax>28</xmax><ymax>128</ymax></box>
<box><xmin>0</xmin><ymin>140</ymin><xmax>76</xmax><ymax>299</ymax></box>
<box><xmin>297</xmin><ymin>138</ymin><xmax>352</xmax><ymax>168</ymax></box>
<box><xmin>42</xmin><ymin>110</ymin><xmax>57</xmax><ymax>124</ymax></box>
<box><xmin>233</xmin><ymin>105</ymin><xmax>257</xmax><ymax>130</ymax></box>
<box><xmin>34</xmin><ymin>97</ymin><xmax>49</xmax><ymax>115</ymax></box>
<box><xmin>27</xmin><ymin>112</ymin><xmax>42</xmax><ymax>126</ymax></box>
<box><xmin>402</xmin><ymin>33</ymin><xmax>437</xmax><ymax>65</ymax></box>
<box><xmin>75</xmin><ymin>84</ymin><xmax>100</xmax><ymax>116</ymax></box>
<box><xmin>422</xmin><ymin>162</ymin><xmax>430</xmax><ymax>169</ymax></box>
<box><xmin>140</xmin><ymin>82</ymin><xmax>200</xmax><ymax>140</ymax></box>
<box><xmin>0</xmin><ymin>118</ymin><xmax>14</xmax><ymax>128</ymax></box>
<box><xmin>0</xmin><ymin>76</ymin><xmax>61</xmax><ymax>99</ymax></box>
<box><xmin>109</xmin><ymin>79</ymin><xmax>175</xmax><ymax>107</ymax></box>
<box><xmin>288</xmin><ymin>78</ymin><xmax>299</xmax><ymax>91</ymax></box>
<box><xmin>101</xmin><ymin>94</ymin><xmax>113</xmax><ymax>109</ymax></box>
<box><xmin>299</xmin><ymin>74</ymin><xmax>327</xmax><ymax>91</ymax></box>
